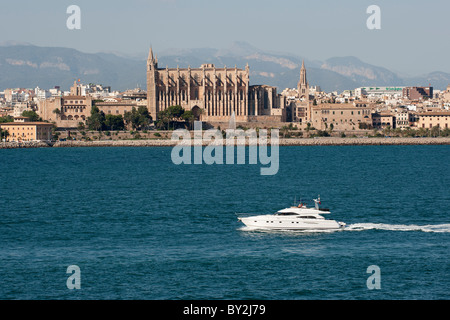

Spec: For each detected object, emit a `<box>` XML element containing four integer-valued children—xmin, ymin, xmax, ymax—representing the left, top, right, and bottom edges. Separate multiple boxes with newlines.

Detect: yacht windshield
<box><xmin>276</xmin><ymin>212</ymin><xmax>298</xmax><ymax>216</ymax></box>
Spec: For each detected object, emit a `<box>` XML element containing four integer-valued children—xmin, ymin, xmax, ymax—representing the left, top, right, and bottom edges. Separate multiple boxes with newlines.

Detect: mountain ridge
<box><xmin>0</xmin><ymin>42</ymin><xmax>449</xmax><ymax>93</ymax></box>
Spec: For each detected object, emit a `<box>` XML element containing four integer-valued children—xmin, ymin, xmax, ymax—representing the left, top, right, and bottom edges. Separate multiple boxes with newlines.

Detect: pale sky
<box><xmin>1</xmin><ymin>0</ymin><xmax>449</xmax><ymax>75</ymax></box>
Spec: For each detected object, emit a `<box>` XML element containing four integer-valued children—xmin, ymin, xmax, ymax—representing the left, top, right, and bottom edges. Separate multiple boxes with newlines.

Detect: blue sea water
<box><xmin>0</xmin><ymin>145</ymin><xmax>449</xmax><ymax>300</ymax></box>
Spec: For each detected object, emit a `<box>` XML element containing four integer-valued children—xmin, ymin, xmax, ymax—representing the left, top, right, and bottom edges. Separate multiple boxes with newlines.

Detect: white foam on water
<box><xmin>345</xmin><ymin>223</ymin><xmax>450</xmax><ymax>233</ymax></box>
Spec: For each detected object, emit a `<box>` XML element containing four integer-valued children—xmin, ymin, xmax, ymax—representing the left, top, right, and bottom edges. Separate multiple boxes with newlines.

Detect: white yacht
<box><xmin>238</xmin><ymin>196</ymin><xmax>346</xmax><ymax>231</ymax></box>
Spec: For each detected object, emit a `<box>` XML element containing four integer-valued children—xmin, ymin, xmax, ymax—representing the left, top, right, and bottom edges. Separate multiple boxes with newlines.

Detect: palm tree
<box><xmin>52</xmin><ymin>108</ymin><xmax>61</xmax><ymax>119</ymax></box>
<box><xmin>1</xmin><ymin>128</ymin><xmax>10</xmax><ymax>141</ymax></box>
<box><xmin>305</xmin><ymin>122</ymin><xmax>312</xmax><ymax>137</ymax></box>
<box><xmin>430</xmin><ymin>126</ymin><xmax>440</xmax><ymax>137</ymax></box>
<box><xmin>182</xmin><ymin>110</ymin><xmax>195</xmax><ymax>130</ymax></box>
<box><xmin>281</xmin><ymin>125</ymin><xmax>290</xmax><ymax>138</ymax></box>
<box><xmin>329</xmin><ymin>123</ymin><xmax>334</xmax><ymax>135</ymax></box>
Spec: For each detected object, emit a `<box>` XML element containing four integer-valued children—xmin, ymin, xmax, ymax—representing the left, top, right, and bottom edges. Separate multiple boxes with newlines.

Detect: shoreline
<box><xmin>1</xmin><ymin>137</ymin><xmax>450</xmax><ymax>149</ymax></box>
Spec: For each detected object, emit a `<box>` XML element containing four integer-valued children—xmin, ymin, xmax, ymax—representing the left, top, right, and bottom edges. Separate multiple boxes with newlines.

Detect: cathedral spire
<box><xmin>298</xmin><ymin>60</ymin><xmax>309</xmax><ymax>100</ymax></box>
<box><xmin>148</xmin><ymin>47</ymin><xmax>154</xmax><ymax>62</ymax></box>
<box><xmin>299</xmin><ymin>60</ymin><xmax>307</xmax><ymax>86</ymax></box>
<box><xmin>147</xmin><ymin>47</ymin><xmax>158</xmax><ymax>69</ymax></box>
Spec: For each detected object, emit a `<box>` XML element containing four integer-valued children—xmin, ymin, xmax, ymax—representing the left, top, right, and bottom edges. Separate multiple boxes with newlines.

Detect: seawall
<box><xmin>2</xmin><ymin>137</ymin><xmax>450</xmax><ymax>149</ymax></box>
<box><xmin>0</xmin><ymin>141</ymin><xmax>52</xmax><ymax>149</ymax></box>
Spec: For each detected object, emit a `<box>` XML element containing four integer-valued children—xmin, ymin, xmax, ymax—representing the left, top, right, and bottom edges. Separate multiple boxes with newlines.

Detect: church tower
<box><xmin>297</xmin><ymin>60</ymin><xmax>309</xmax><ymax>100</ymax></box>
<box><xmin>147</xmin><ymin>47</ymin><xmax>158</xmax><ymax>120</ymax></box>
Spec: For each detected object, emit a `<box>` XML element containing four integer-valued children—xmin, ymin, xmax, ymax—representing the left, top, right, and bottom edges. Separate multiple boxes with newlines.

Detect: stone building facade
<box><xmin>0</xmin><ymin>117</ymin><xmax>53</xmax><ymax>142</ymax></box>
<box><xmin>417</xmin><ymin>111</ymin><xmax>450</xmax><ymax>129</ymax></box>
<box><xmin>37</xmin><ymin>91</ymin><xmax>92</xmax><ymax>128</ymax></box>
<box><xmin>311</xmin><ymin>103</ymin><xmax>373</xmax><ymax>131</ymax></box>
<box><xmin>146</xmin><ymin>48</ymin><xmax>286</xmax><ymax>124</ymax></box>
<box><xmin>95</xmin><ymin>99</ymin><xmax>147</xmax><ymax>117</ymax></box>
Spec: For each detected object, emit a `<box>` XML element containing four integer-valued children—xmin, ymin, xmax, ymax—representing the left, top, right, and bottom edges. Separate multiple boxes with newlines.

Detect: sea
<box><xmin>0</xmin><ymin>145</ymin><xmax>449</xmax><ymax>300</ymax></box>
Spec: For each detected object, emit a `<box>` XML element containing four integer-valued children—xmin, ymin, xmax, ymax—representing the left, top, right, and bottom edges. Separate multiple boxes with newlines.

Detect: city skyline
<box><xmin>0</xmin><ymin>0</ymin><xmax>450</xmax><ymax>76</ymax></box>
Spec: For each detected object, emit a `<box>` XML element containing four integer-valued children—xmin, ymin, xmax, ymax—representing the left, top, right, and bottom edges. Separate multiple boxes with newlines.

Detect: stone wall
<box><xmin>2</xmin><ymin>137</ymin><xmax>449</xmax><ymax>149</ymax></box>
<box><xmin>0</xmin><ymin>141</ymin><xmax>52</xmax><ymax>149</ymax></box>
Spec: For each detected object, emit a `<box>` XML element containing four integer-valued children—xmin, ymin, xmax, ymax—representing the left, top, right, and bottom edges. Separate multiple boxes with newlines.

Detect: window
<box><xmin>277</xmin><ymin>212</ymin><xmax>298</xmax><ymax>216</ymax></box>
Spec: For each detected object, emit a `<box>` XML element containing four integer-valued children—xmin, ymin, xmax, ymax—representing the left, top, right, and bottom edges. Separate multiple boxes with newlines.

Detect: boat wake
<box><xmin>345</xmin><ymin>223</ymin><xmax>450</xmax><ymax>233</ymax></box>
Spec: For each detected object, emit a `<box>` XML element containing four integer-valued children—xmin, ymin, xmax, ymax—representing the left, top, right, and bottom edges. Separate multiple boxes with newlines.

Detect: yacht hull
<box><xmin>238</xmin><ymin>216</ymin><xmax>345</xmax><ymax>231</ymax></box>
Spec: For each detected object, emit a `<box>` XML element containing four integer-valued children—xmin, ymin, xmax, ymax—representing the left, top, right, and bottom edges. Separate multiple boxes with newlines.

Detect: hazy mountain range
<box><xmin>1</xmin><ymin>41</ymin><xmax>449</xmax><ymax>93</ymax></box>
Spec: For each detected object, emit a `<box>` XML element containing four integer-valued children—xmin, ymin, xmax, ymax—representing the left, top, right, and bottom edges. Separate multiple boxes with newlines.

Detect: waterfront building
<box><xmin>395</xmin><ymin>109</ymin><xmax>414</xmax><ymax>129</ymax></box>
<box><xmin>0</xmin><ymin>117</ymin><xmax>53</xmax><ymax>142</ymax></box>
<box><xmin>37</xmin><ymin>81</ymin><xmax>93</xmax><ymax>128</ymax></box>
<box><xmin>146</xmin><ymin>48</ymin><xmax>287</xmax><ymax>125</ymax></box>
<box><xmin>372</xmin><ymin>112</ymin><xmax>395</xmax><ymax>129</ymax></box>
<box><xmin>310</xmin><ymin>103</ymin><xmax>373</xmax><ymax>131</ymax></box>
<box><xmin>95</xmin><ymin>99</ymin><xmax>147</xmax><ymax>117</ymax></box>
<box><xmin>417</xmin><ymin>111</ymin><xmax>450</xmax><ymax>129</ymax></box>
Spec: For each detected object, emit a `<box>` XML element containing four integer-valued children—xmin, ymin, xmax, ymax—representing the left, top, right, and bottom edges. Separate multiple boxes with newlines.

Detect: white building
<box><xmin>13</xmin><ymin>102</ymin><xmax>30</xmax><ymax>117</ymax></box>
<box><xmin>356</xmin><ymin>86</ymin><xmax>405</xmax><ymax>99</ymax></box>
<box><xmin>34</xmin><ymin>87</ymin><xmax>51</xmax><ymax>100</ymax></box>
<box><xmin>49</xmin><ymin>88</ymin><xmax>62</xmax><ymax>97</ymax></box>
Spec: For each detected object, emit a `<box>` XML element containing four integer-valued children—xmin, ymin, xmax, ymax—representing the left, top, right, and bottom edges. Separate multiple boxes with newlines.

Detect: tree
<box><xmin>329</xmin><ymin>123</ymin><xmax>334</xmax><ymax>134</ymax></box>
<box><xmin>166</xmin><ymin>105</ymin><xmax>184</xmax><ymax>118</ymax></box>
<box><xmin>156</xmin><ymin>105</ymin><xmax>186</xmax><ymax>130</ymax></box>
<box><xmin>53</xmin><ymin>108</ymin><xmax>61</xmax><ymax>118</ymax></box>
<box><xmin>77</xmin><ymin>122</ymin><xmax>85</xmax><ymax>130</ymax></box>
<box><xmin>182</xmin><ymin>110</ymin><xmax>195</xmax><ymax>130</ymax></box>
<box><xmin>382</xmin><ymin>125</ymin><xmax>392</xmax><ymax>137</ymax></box>
<box><xmin>0</xmin><ymin>116</ymin><xmax>14</xmax><ymax>123</ymax></box>
<box><xmin>105</xmin><ymin>114</ymin><xmax>125</xmax><ymax>131</ymax></box>
<box><xmin>281</xmin><ymin>125</ymin><xmax>291</xmax><ymax>138</ymax></box>
<box><xmin>124</xmin><ymin>106</ymin><xmax>153</xmax><ymax>130</ymax></box>
<box><xmin>315</xmin><ymin>130</ymin><xmax>330</xmax><ymax>137</ymax></box>
<box><xmin>403</xmin><ymin>127</ymin><xmax>416</xmax><ymax>137</ymax></box>
<box><xmin>22</xmin><ymin>110</ymin><xmax>41</xmax><ymax>122</ymax></box>
<box><xmin>430</xmin><ymin>126</ymin><xmax>440</xmax><ymax>137</ymax></box>
<box><xmin>0</xmin><ymin>128</ymin><xmax>9</xmax><ymax>141</ymax></box>
<box><xmin>156</xmin><ymin>109</ymin><xmax>170</xmax><ymax>130</ymax></box>
<box><xmin>306</xmin><ymin>122</ymin><xmax>311</xmax><ymax>131</ymax></box>
<box><xmin>136</xmin><ymin>105</ymin><xmax>152</xmax><ymax>129</ymax></box>
<box><xmin>305</xmin><ymin>122</ymin><xmax>312</xmax><ymax>137</ymax></box>
<box><xmin>417</xmin><ymin>127</ymin><xmax>427</xmax><ymax>137</ymax></box>
<box><xmin>359</xmin><ymin>122</ymin><xmax>373</xmax><ymax>130</ymax></box>
<box><xmin>441</xmin><ymin>128</ymin><xmax>450</xmax><ymax>137</ymax></box>
<box><xmin>86</xmin><ymin>105</ymin><xmax>106</xmax><ymax>131</ymax></box>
